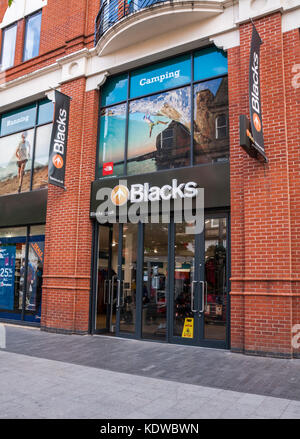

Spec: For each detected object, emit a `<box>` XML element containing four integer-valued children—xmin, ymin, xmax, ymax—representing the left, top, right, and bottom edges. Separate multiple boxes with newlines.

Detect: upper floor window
<box><xmin>23</xmin><ymin>11</ymin><xmax>42</xmax><ymax>62</ymax></box>
<box><xmin>215</xmin><ymin>114</ymin><xmax>228</xmax><ymax>139</ymax></box>
<box><xmin>0</xmin><ymin>23</ymin><xmax>17</xmax><ymax>71</ymax></box>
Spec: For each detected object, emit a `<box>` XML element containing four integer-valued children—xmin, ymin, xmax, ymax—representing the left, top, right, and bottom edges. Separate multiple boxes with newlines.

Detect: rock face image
<box><xmin>158</xmin><ymin>103</ymin><xmax>182</xmax><ymax>125</ymax></box>
<box><xmin>194</xmin><ymin>77</ymin><xmax>229</xmax><ymax>164</ymax></box>
<box><xmin>155</xmin><ymin>120</ymin><xmax>190</xmax><ymax>170</ymax></box>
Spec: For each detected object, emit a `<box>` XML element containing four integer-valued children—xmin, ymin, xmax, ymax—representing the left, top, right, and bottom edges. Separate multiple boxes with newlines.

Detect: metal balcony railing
<box><xmin>95</xmin><ymin>0</ymin><xmax>168</xmax><ymax>45</ymax></box>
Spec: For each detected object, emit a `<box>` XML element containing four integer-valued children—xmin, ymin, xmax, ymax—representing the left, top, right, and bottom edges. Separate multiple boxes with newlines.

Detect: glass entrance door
<box><xmin>117</xmin><ymin>224</ymin><xmax>138</xmax><ymax>335</ymax></box>
<box><xmin>170</xmin><ymin>215</ymin><xmax>228</xmax><ymax>347</ymax></box>
<box><xmin>95</xmin><ymin>214</ymin><xmax>229</xmax><ymax>347</ymax></box>
<box><xmin>96</xmin><ymin>224</ymin><xmax>119</xmax><ymax>333</ymax></box>
<box><xmin>96</xmin><ymin>224</ymin><xmax>139</xmax><ymax>336</ymax></box>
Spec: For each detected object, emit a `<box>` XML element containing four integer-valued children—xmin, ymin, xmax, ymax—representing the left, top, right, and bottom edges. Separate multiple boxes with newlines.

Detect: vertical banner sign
<box><xmin>48</xmin><ymin>90</ymin><xmax>71</xmax><ymax>188</ymax></box>
<box><xmin>249</xmin><ymin>23</ymin><xmax>267</xmax><ymax>161</ymax></box>
<box><xmin>0</xmin><ymin>245</ymin><xmax>16</xmax><ymax>310</ymax></box>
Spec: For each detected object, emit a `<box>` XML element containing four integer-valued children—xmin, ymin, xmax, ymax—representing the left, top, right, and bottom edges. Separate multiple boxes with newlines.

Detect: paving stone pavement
<box><xmin>0</xmin><ymin>349</ymin><xmax>299</xmax><ymax>419</ymax></box>
<box><xmin>0</xmin><ymin>324</ymin><xmax>300</xmax><ymax>418</ymax></box>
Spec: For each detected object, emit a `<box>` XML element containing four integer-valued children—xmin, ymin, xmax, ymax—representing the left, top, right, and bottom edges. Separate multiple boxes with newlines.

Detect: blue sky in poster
<box><xmin>130</xmin><ymin>54</ymin><xmax>191</xmax><ymax>99</ymax></box>
<box><xmin>0</xmin><ymin>245</ymin><xmax>16</xmax><ymax>311</ymax></box>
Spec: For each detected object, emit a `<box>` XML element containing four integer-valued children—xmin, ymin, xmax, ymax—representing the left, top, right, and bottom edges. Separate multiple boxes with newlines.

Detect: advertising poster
<box><xmin>0</xmin><ymin>129</ymin><xmax>34</xmax><ymax>196</ymax></box>
<box><xmin>26</xmin><ymin>240</ymin><xmax>44</xmax><ymax>314</ymax></box>
<box><xmin>0</xmin><ymin>245</ymin><xmax>16</xmax><ymax>310</ymax></box>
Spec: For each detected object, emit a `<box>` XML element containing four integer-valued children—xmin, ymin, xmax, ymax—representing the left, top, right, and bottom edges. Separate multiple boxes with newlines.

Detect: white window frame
<box><xmin>215</xmin><ymin>114</ymin><xmax>228</xmax><ymax>139</ymax></box>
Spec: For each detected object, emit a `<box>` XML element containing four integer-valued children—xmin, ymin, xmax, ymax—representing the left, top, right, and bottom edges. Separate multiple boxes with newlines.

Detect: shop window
<box><xmin>101</xmin><ymin>74</ymin><xmax>128</xmax><ymax>107</ymax></box>
<box><xmin>32</xmin><ymin>123</ymin><xmax>52</xmax><ymax>190</ymax></box>
<box><xmin>0</xmin><ymin>227</ymin><xmax>27</xmax><ymax>321</ymax></box>
<box><xmin>98</xmin><ymin>47</ymin><xmax>229</xmax><ymax>178</ymax></box>
<box><xmin>130</xmin><ymin>54</ymin><xmax>191</xmax><ymax>99</ymax></box>
<box><xmin>194</xmin><ymin>47</ymin><xmax>228</xmax><ymax>82</ymax></box>
<box><xmin>23</xmin><ymin>11</ymin><xmax>42</xmax><ymax>62</ymax></box>
<box><xmin>193</xmin><ymin>77</ymin><xmax>229</xmax><ymax>164</ymax></box>
<box><xmin>0</xmin><ymin>100</ymin><xmax>54</xmax><ymax>196</ymax></box>
<box><xmin>215</xmin><ymin>114</ymin><xmax>228</xmax><ymax>139</ymax></box>
<box><xmin>24</xmin><ymin>225</ymin><xmax>45</xmax><ymax>323</ymax></box>
<box><xmin>0</xmin><ymin>225</ymin><xmax>45</xmax><ymax>324</ymax></box>
<box><xmin>127</xmin><ymin>87</ymin><xmax>191</xmax><ymax>175</ymax></box>
<box><xmin>38</xmin><ymin>100</ymin><xmax>54</xmax><ymax>125</ymax></box>
<box><xmin>0</xmin><ymin>23</ymin><xmax>17</xmax><ymax>71</ymax></box>
<box><xmin>99</xmin><ymin>104</ymin><xmax>126</xmax><ymax>178</ymax></box>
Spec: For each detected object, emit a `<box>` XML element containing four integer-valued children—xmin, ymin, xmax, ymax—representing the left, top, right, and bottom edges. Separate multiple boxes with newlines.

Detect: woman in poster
<box><xmin>15</xmin><ymin>131</ymin><xmax>31</xmax><ymax>193</ymax></box>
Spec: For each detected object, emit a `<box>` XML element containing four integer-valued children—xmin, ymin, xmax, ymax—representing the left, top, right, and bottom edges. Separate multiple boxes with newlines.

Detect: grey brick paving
<box><xmin>0</xmin><ymin>324</ymin><xmax>300</xmax><ymax>418</ymax></box>
<box><xmin>0</xmin><ymin>349</ymin><xmax>299</xmax><ymax>419</ymax></box>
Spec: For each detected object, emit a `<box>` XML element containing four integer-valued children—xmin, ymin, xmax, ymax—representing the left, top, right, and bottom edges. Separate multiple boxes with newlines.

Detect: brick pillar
<box><xmin>41</xmin><ymin>79</ymin><xmax>99</xmax><ymax>333</ymax></box>
<box><xmin>228</xmin><ymin>13</ymin><xmax>298</xmax><ymax>358</ymax></box>
<box><xmin>14</xmin><ymin>18</ymin><xmax>25</xmax><ymax>65</ymax></box>
<box><xmin>283</xmin><ymin>28</ymin><xmax>300</xmax><ymax>357</ymax></box>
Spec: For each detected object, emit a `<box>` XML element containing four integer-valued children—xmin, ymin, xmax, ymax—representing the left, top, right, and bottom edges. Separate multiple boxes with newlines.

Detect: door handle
<box><xmin>104</xmin><ymin>279</ymin><xmax>111</xmax><ymax>304</ymax></box>
<box><xmin>199</xmin><ymin>281</ymin><xmax>205</xmax><ymax>313</ymax></box>
<box><xmin>191</xmin><ymin>280</ymin><xmax>197</xmax><ymax>312</ymax></box>
<box><xmin>117</xmin><ymin>279</ymin><xmax>121</xmax><ymax>308</ymax></box>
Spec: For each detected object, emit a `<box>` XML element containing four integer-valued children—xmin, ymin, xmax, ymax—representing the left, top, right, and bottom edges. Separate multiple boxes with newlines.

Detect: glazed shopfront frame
<box><xmin>90</xmin><ymin>165</ymin><xmax>231</xmax><ymax>349</ymax></box>
<box><xmin>0</xmin><ymin>99</ymin><xmax>53</xmax><ymax>325</ymax></box>
<box><xmin>90</xmin><ymin>47</ymin><xmax>231</xmax><ymax>348</ymax></box>
<box><xmin>90</xmin><ymin>211</ymin><xmax>230</xmax><ymax>349</ymax></box>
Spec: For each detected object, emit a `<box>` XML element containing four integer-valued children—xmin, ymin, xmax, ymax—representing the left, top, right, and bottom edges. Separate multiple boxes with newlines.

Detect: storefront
<box><xmin>0</xmin><ymin>99</ymin><xmax>53</xmax><ymax>325</ymax></box>
<box><xmin>90</xmin><ymin>47</ymin><xmax>231</xmax><ymax>348</ymax></box>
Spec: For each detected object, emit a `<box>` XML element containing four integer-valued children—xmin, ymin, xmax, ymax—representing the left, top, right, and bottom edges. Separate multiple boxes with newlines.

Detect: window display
<box><xmin>0</xmin><ymin>225</ymin><xmax>45</xmax><ymax>323</ymax></box>
<box><xmin>127</xmin><ymin>87</ymin><xmax>191</xmax><ymax>175</ymax></box>
<box><xmin>0</xmin><ymin>100</ymin><xmax>54</xmax><ymax>196</ymax></box>
<box><xmin>98</xmin><ymin>47</ymin><xmax>228</xmax><ymax>178</ymax></box>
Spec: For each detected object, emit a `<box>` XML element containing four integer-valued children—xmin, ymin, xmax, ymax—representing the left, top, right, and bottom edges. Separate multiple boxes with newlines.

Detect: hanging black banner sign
<box><xmin>48</xmin><ymin>90</ymin><xmax>71</xmax><ymax>189</ymax></box>
<box><xmin>248</xmin><ymin>23</ymin><xmax>267</xmax><ymax>161</ymax></box>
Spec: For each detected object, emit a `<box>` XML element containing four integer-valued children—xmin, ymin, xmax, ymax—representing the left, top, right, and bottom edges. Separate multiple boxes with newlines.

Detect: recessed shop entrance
<box><xmin>93</xmin><ymin>213</ymin><xmax>229</xmax><ymax>349</ymax></box>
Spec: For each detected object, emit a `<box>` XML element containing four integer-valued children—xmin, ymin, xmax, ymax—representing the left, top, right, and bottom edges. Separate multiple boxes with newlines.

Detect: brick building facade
<box><xmin>0</xmin><ymin>0</ymin><xmax>299</xmax><ymax>358</ymax></box>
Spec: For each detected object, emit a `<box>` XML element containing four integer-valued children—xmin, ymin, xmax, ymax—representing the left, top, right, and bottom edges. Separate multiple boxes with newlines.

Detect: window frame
<box><xmin>0</xmin><ymin>223</ymin><xmax>45</xmax><ymax>324</ymax></box>
<box><xmin>215</xmin><ymin>114</ymin><xmax>228</xmax><ymax>140</ymax></box>
<box><xmin>22</xmin><ymin>10</ymin><xmax>42</xmax><ymax>63</ymax></box>
<box><xmin>97</xmin><ymin>47</ymin><xmax>229</xmax><ymax>180</ymax></box>
<box><xmin>0</xmin><ymin>21</ymin><xmax>18</xmax><ymax>71</ymax></box>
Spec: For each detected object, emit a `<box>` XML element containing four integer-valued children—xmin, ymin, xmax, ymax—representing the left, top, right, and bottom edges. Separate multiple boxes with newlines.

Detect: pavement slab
<box><xmin>0</xmin><ymin>324</ymin><xmax>300</xmax><ymax>419</ymax></box>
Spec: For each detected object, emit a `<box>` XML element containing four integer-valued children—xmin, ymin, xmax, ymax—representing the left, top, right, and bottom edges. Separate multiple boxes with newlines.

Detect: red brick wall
<box><xmin>0</xmin><ymin>0</ymin><xmax>98</xmax><ymax>84</ymax></box>
<box><xmin>228</xmin><ymin>14</ymin><xmax>300</xmax><ymax>357</ymax></box>
<box><xmin>283</xmin><ymin>28</ymin><xmax>300</xmax><ymax>357</ymax></box>
<box><xmin>41</xmin><ymin>79</ymin><xmax>99</xmax><ymax>333</ymax></box>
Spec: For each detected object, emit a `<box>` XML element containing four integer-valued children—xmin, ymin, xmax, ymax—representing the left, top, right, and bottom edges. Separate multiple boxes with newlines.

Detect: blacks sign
<box><xmin>240</xmin><ymin>23</ymin><xmax>267</xmax><ymax>162</ymax></box>
<box><xmin>48</xmin><ymin>90</ymin><xmax>71</xmax><ymax>188</ymax></box>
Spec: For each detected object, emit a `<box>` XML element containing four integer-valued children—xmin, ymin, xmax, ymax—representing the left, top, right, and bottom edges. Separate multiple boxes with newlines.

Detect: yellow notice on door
<box><xmin>182</xmin><ymin>317</ymin><xmax>194</xmax><ymax>338</ymax></box>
